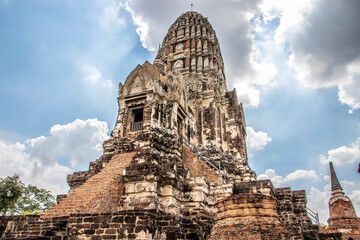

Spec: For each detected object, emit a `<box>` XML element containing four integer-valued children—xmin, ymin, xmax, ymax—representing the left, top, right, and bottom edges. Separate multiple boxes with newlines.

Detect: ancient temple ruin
<box><xmin>1</xmin><ymin>11</ymin><xmax>359</xmax><ymax>240</ymax></box>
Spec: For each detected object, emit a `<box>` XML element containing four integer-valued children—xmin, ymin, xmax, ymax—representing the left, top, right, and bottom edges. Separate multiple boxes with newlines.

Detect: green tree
<box><xmin>11</xmin><ymin>184</ymin><xmax>56</xmax><ymax>215</ymax></box>
<box><xmin>0</xmin><ymin>174</ymin><xmax>24</xmax><ymax>215</ymax></box>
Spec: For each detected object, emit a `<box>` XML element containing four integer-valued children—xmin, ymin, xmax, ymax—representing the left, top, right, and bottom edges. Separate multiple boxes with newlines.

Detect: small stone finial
<box><xmin>329</xmin><ymin>162</ymin><xmax>343</xmax><ymax>193</ymax></box>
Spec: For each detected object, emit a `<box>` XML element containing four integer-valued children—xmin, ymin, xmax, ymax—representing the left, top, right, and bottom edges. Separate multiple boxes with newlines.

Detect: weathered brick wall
<box><xmin>1</xmin><ymin>210</ymin><xmax>212</xmax><ymax>239</ymax></box>
<box><xmin>0</xmin><ymin>215</ymin><xmax>39</xmax><ymax>237</ymax></box>
<box><xmin>67</xmin><ymin>210</ymin><xmax>211</xmax><ymax>239</ymax></box>
<box><xmin>1</xmin><ymin>215</ymin><xmax>68</xmax><ymax>239</ymax></box>
<box><xmin>276</xmin><ymin>187</ymin><xmax>316</xmax><ymax>239</ymax></box>
<box><xmin>208</xmin><ymin>193</ymin><xmax>291</xmax><ymax>240</ymax></box>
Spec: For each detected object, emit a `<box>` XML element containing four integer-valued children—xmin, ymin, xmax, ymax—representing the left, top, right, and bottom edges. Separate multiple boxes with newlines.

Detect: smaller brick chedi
<box><xmin>1</xmin><ymin>11</ymin><xmax>358</xmax><ymax>240</ymax></box>
<box><xmin>321</xmin><ymin>162</ymin><xmax>360</xmax><ymax>240</ymax></box>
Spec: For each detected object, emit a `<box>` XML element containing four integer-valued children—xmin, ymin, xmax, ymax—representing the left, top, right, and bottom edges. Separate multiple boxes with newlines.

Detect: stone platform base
<box><xmin>1</xmin><ymin>209</ymin><xmax>212</xmax><ymax>240</ymax></box>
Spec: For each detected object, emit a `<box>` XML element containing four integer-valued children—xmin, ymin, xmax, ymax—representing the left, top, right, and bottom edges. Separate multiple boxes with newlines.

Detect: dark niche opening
<box><xmin>130</xmin><ymin>108</ymin><xmax>143</xmax><ymax>131</ymax></box>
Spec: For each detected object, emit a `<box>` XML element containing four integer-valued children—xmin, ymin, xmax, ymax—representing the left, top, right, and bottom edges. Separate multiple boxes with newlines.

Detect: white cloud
<box><xmin>307</xmin><ymin>184</ymin><xmax>331</xmax><ymax>224</ymax></box>
<box><xmin>257</xmin><ymin>169</ymin><xmax>285</xmax><ymax>187</ymax></box>
<box><xmin>234</xmin><ymin>84</ymin><xmax>261</xmax><ymax>108</ymax></box>
<box><xmin>124</xmin><ymin>2</ymin><xmax>153</xmax><ymax>51</ymax></box>
<box><xmin>260</xmin><ymin>0</ymin><xmax>360</xmax><ymax>113</ymax></box>
<box><xmin>258</xmin><ymin>0</ymin><xmax>314</xmax><ymax>43</ymax></box>
<box><xmin>0</xmin><ymin>142</ymin><xmax>31</xmax><ymax>179</ymax></box>
<box><xmin>82</xmin><ymin>64</ymin><xmax>115</xmax><ymax>91</ymax></box>
<box><xmin>320</xmin><ymin>137</ymin><xmax>360</xmax><ymax>166</ymax></box>
<box><xmin>0</xmin><ymin>119</ymin><xmax>109</xmax><ymax>195</ymax></box>
<box><xmin>0</xmin><ymin>141</ymin><xmax>72</xmax><ymax>195</ymax></box>
<box><xmin>246</xmin><ymin>126</ymin><xmax>272</xmax><ymax>154</ymax></box>
<box><xmin>258</xmin><ymin>168</ymin><xmax>318</xmax><ymax>188</ymax></box>
<box><xmin>338</xmin><ymin>61</ymin><xmax>360</xmax><ymax>113</ymax></box>
<box><xmin>341</xmin><ymin>180</ymin><xmax>356</xmax><ymax>188</ymax></box>
<box><xmin>29</xmin><ymin>119</ymin><xmax>109</xmax><ymax>169</ymax></box>
<box><xmin>284</xmin><ymin>169</ymin><xmax>318</xmax><ymax>182</ymax></box>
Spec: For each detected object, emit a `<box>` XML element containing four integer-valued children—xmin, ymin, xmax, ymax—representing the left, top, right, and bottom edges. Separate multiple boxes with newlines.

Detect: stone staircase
<box><xmin>180</xmin><ymin>135</ymin><xmax>227</xmax><ymax>179</ymax></box>
<box><xmin>182</xmin><ymin>145</ymin><xmax>223</xmax><ymax>183</ymax></box>
<box><xmin>43</xmin><ymin>152</ymin><xmax>136</xmax><ymax>218</ymax></box>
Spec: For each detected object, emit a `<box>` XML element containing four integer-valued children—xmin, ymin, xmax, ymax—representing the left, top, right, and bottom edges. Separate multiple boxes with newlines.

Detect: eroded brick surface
<box><xmin>44</xmin><ymin>152</ymin><xmax>136</xmax><ymax>218</ymax></box>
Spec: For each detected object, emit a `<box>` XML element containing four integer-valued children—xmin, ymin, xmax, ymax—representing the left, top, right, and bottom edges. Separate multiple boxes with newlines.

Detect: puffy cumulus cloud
<box><xmin>258</xmin><ymin>169</ymin><xmax>318</xmax><ymax>188</ymax></box>
<box><xmin>320</xmin><ymin>137</ymin><xmax>360</xmax><ymax>166</ymax></box>
<box><xmin>82</xmin><ymin>64</ymin><xmax>115</xmax><ymax>91</ymax></box>
<box><xmin>124</xmin><ymin>2</ymin><xmax>153</xmax><ymax>51</ymax></box>
<box><xmin>307</xmin><ymin>184</ymin><xmax>331</xmax><ymax>224</ymax></box>
<box><xmin>338</xmin><ymin>62</ymin><xmax>360</xmax><ymax>113</ymax></box>
<box><xmin>28</xmin><ymin>119</ymin><xmax>109</xmax><ymax>169</ymax></box>
<box><xmin>0</xmin><ymin>140</ymin><xmax>72</xmax><ymax>195</ymax></box>
<box><xmin>260</xmin><ymin>0</ymin><xmax>360</xmax><ymax>112</ymax></box>
<box><xmin>0</xmin><ymin>142</ymin><xmax>31</xmax><ymax>179</ymax></box>
<box><xmin>341</xmin><ymin>180</ymin><xmax>356</xmax><ymax>188</ymax></box>
<box><xmin>230</xmin><ymin>60</ymin><xmax>277</xmax><ymax>108</ymax></box>
<box><xmin>259</xmin><ymin>0</ymin><xmax>314</xmax><ymax>43</ymax></box>
<box><xmin>122</xmin><ymin>0</ymin><xmax>277</xmax><ymax>108</ymax></box>
<box><xmin>285</xmin><ymin>169</ymin><xmax>318</xmax><ymax>182</ymax></box>
<box><xmin>0</xmin><ymin>119</ymin><xmax>109</xmax><ymax>195</ymax></box>
<box><xmin>234</xmin><ymin>84</ymin><xmax>260</xmax><ymax>108</ymax></box>
<box><xmin>122</xmin><ymin>0</ymin><xmax>179</xmax><ymax>51</ymax></box>
<box><xmin>246</xmin><ymin>126</ymin><xmax>272</xmax><ymax>154</ymax></box>
<box><xmin>257</xmin><ymin>169</ymin><xmax>284</xmax><ymax>187</ymax></box>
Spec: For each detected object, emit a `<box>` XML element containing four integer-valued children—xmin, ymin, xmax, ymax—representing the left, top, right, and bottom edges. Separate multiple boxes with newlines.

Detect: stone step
<box><xmin>42</xmin><ymin>152</ymin><xmax>136</xmax><ymax>218</ymax></box>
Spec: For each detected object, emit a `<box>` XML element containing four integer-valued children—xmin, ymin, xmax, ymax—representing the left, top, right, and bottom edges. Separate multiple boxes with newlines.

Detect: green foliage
<box><xmin>0</xmin><ymin>174</ymin><xmax>56</xmax><ymax>215</ymax></box>
<box><xmin>0</xmin><ymin>174</ymin><xmax>24</xmax><ymax>215</ymax></box>
<box><xmin>319</xmin><ymin>223</ymin><xmax>328</xmax><ymax>229</ymax></box>
<box><xmin>10</xmin><ymin>184</ymin><xmax>56</xmax><ymax>215</ymax></box>
<box><xmin>19</xmin><ymin>210</ymin><xmax>43</xmax><ymax>215</ymax></box>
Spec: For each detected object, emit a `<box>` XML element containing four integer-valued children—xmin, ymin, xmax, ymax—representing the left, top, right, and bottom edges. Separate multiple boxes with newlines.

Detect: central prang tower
<box><xmin>109</xmin><ymin>11</ymin><xmax>251</xmax><ymax>165</ymax></box>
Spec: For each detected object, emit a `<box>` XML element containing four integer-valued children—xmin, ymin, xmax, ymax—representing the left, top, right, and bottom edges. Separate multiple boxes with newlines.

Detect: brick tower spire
<box><xmin>329</xmin><ymin>162</ymin><xmax>343</xmax><ymax>194</ymax></box>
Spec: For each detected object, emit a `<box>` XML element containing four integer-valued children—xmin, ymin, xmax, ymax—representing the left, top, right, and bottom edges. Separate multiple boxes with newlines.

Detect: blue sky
<box><xmin>1</xmin><ymin>0</ymin><xmax>360</xmax><ymax>223</ymax></box>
